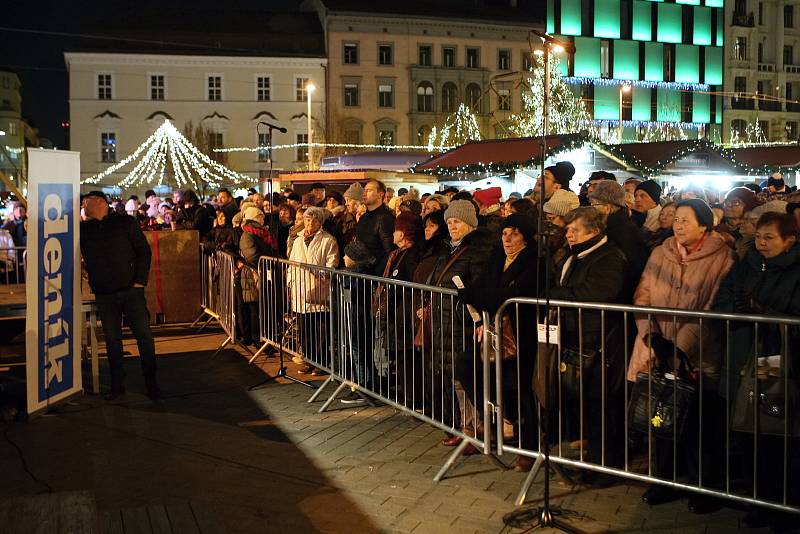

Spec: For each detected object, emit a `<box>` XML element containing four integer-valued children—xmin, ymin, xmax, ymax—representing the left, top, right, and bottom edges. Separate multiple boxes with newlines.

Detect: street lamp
<box><xmin>306</xmin><ymin>82</ymin><xmax>316</xmax><ymax>170</ymax></box>
<box><xmin>619</xmin><ymin>84</ymin><xmax>631</xmax><ymax>142</ymax></box>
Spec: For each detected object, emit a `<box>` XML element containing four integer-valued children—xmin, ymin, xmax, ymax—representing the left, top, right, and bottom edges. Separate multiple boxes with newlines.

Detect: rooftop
<box><xmin>320</xmin><ymin>0</ymin><xmax>545</xmax><ymax>24</ymax></box>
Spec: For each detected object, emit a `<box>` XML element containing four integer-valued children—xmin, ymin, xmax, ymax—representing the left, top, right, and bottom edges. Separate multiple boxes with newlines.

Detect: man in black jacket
<box><xmin>80</xmin><ymin>191</ymin><xmax>159</xmax><ymax>400</ymax></box>
<box><xmin>356</xmin><ymin>179</ymin><xmax>395</xmax><ymax>274</ymax></box>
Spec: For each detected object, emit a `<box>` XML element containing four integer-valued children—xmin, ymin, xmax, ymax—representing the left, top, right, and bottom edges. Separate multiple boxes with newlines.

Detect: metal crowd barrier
<box><xmin>191</xmin><ymin>244</ymin><xmax>220</xmax><ymax>331</ymax></box>
<box><xmin>0</xmin><ymin>246</ymin><xmax>26</xmax><ymax>284</ymax></box>
<box><xmin>494</xmin><ymin>297</ymin><xmax>800</xmax><ymax>515</ymax></box>
<box><xmin>250</xmin><ymin>256</ymin><xmax>498</xmax><ymax>481</ymax></box>
<box><xmin>210</xmin><ymin>251</ymin><xmax>236</xmax><ymax>356</ymax></box>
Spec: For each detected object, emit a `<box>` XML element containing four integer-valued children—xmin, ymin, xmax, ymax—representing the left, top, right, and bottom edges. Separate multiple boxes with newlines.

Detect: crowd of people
<box><xmin>118</xmin><ymin>168</ymin><xmax>798</xmax><ymax>530</ymax></box>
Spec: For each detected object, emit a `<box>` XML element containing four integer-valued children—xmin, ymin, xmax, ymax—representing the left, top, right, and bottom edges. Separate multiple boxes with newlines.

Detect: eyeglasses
<box><xmin>589</xmin><ymin>200</ymin><xmax>608</xmax><ymax>207</ymax></box>
<box><xmin>724</xmin><ymin>199</ymin><xmax>744</xmax><ymax>207</ymax></box>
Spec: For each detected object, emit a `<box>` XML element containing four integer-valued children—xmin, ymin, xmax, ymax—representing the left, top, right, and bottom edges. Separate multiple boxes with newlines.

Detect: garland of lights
<box><xmin>83</xmin><ymin>120</ymin><xmax>250</xmax><ymax>187</ymax></box>
<box><xmin>214</xmin><ymin>142</ymin><xmax>454</xmax><ymax>153</ymax></box>
<box><xmin>562</xmin><ymin>77</ymin><xmax>710</xmax><ymax>92</ymax></box>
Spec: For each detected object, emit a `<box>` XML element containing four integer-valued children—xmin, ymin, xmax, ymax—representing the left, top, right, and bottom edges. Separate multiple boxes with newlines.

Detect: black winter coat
<box><xmin>713</xmin><ymin>243</ymin><xmax>800</xmax><ymax>395</ymax></box>
<box><xmin>550</xmin><ymin>234</ymin><xmax>629</xmax><ymax>394</ymax></box>
<box><xmin>428</xmin><ymin>227</ymin><xmax>498</xmax><ymax>353</ymax></box>
<box><xmin>604</xmin><ymin>208</ymin><xmax>649</xmax><ymax>297</ymax></box>
<box><xmin>176</xmin><ymin>204</ymin><xmax>213</xmax><ymax>238</ymax></box>
<box><xmin>81</xmin><ymin>211</ymin><xmax>151</xmax><ymax>295</ymax></box>
<box><xmin>356</xmin><ymin>204</ymin><xmax>395</xmax><ymax>274</ymax></box>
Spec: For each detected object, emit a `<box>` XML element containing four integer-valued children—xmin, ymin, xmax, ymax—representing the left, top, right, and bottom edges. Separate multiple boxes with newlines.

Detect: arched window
<box><xmin>417</xmin><ymin>82</ymin><xmax>434</xmax><ymax>112</ymax></box>
<box><xmin>417</xmin><ymin>125</ymin><xmax>432</xmax><ymax>145</ymax></box>
<box><xmin>442</xmin><ymin>82</ymin><xmax>458</xmax><ymax>113</ymax></box>
<box><xmin>731</xmin><ymin>119</ymin><xmax>747</xmax><ymax>138</ymax></box>
<box><xmin>466</xmin><ymin>83</ymin><xmax>482</xmax><ymax>112</ymax></box>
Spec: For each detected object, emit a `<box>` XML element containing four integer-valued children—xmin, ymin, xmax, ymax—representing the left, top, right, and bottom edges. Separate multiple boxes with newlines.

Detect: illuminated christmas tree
<box><xmin>509</xmin><ymin>55</ymin><xmax>596</xmax><ymax>138</ymax></box>
<box><xmin>427</xmin><ymin>103</ymin><xmax>482</xmax><ymax>150</ymax></box>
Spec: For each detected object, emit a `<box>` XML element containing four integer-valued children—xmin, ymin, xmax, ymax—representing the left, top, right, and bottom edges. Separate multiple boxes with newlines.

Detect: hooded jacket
<box><xmin>628</xmin><ymin>232</ymin><xmax>734</xmax><ymax>382</ymax></box>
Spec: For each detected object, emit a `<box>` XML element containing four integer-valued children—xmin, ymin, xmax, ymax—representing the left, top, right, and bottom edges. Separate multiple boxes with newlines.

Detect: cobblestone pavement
<box><xmin>0</xmin><ymin>326</ymin><xmax>786</xmax><ymax>533</ymax></box>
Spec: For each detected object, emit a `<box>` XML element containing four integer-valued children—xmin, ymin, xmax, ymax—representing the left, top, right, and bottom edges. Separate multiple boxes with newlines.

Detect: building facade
<box><xmin>310</xmin><ymin>1</ymin><xmax>546</xmax><ymax>149</ymax></box>
<box><xmin>725</xmin><ymin>0</ymin><xmax>800</xmax><ymax>142</ymax></box>
<box><xmin>65</xmin><ymin>52</ymin><xmax>327</xmax><ymax>188</ymax></box>
<box><xmin>547</xmin><ymin>0</ymin><xmax>724</xmax><ymax>142</ymax></box>
<box><xmin>0</xmin><ymin>71</ymin><xmax>25</xmax><ymax>188</ymax></box>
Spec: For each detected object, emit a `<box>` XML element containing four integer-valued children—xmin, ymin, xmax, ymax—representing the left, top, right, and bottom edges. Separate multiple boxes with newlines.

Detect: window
<box><xmin>378</xmin><ymin>130</ymin><xmax>394</xmax><ymax>147</ymax></box>
<box><xmin>296</xmin><ymin>133</ymin><xmax>308</xmax><ymax>161</ymax></box>
<box><xmin>734</xmin><ymin>76</ymin><xmax>747</xmax><ymax>94</ymax></box>
<box><xmin>466</xmin><ymin>47</ymin><xmax>480</xmax><ymax>68</ymax></box>
<box><xmin>731</xmin><ymin>119</ymin><xmax>747</xmax><ymax>137</ymax></box>
<box><xmin>787</xmin><ymin>121</ymin><xmax>798</xmax><ymax>140</ymax></box>
<box><xmin>758</xmin><ymin>2</ymin><xmax>764</xmax><ymax>25</ymax></box>
<box><xmin>759</xmin><ymin>120</ymin><xmax>770</xmax><ymax>139</ymax></box>
<box><xmin>786</xmin><ymin>46</ymin><xmax>795</xmax><ymax>66</ymax></box>
<box><xmin>417</xmin><ymin>125</ymin><xmax>432</xmax><ymax>144</ymax></box>
<box><xmin>257</xmin><ymin>132</ymin><xmax>271</xmax><ymax>162</ymax></box>
<box><xmin>97</xmin><ymin>74</ymin><xmax>112</xmax><ymax>100</ymax></box>
<box><xmin>663</xmin><ymin>45</ymin><xmax>675</xmax><ymax>81</ymax></box>
<box><xmin>344</xmin><ymin>83</ymin><xmax>359</xmax><ymax>106</ymax></box>
<box><xmin>498</xmin><ymin>88</ymin><xmax>511</xmax><ymax>111</ymax></box>
<box><xmin>344</xmin><ymin>42</ymin><xmax>359</xmax><ymax>64</ymax></box>
<box><xmin>8</xmin><ymin>122</ymin><xmax>17</xmax><ymax>135</ymax></box>
<box><xmin>443</xmin><ymin>47</ymin><xmax>455</xmax><ymax>67</ymax></box>
<box><xmin>681</xmin><ymin>91</ymin><xmax>692</xmax><ymax>123</ymax></box>
<box><xmin>417</xmin><ymin>82</ymin><xmax>434</xmax><ymax>111</ymax></box>
<box><xmin>257</xmin><ymin>76</ymin><xmax>271</xmax><ymax>101</ymax></box>
<box><xmin>786</xmin><ymin>5</ymin><xmax>794</xmax><ymax>28</ymax></box>
<box><xmin>296</xmin><ymin>77</ymin><xmax>309</xmax><ymax>101</ymax></box>
<box><xmin>378</xmin><ymin>44</ymin><xmax>393</xmax><ymax>65</ymax></box>
<box><xmin>150</xmin><ymin>75</ymin><xmax>165</xmax><ymax>100</ymax></box>
<box><xmin>600</xmin><ymin>40</ymin><xmax>611</xmax><ymax>78</ymax></box>
<box><xmin>378</xmin><ymin>84</ymin><xmax>393</xmax><ymax>107</ymax></box>
<box><xmin>522</xmin><ymin>51</ymin><xmax>533</xmax><ymax>71</ymax></box>
<box><xmin>498</xmin><ymin>49</ymin><xmax>511</xmax><ymax>71</ymax></box>
<box><xmin>419</xmin><ymin>45</ymin><xmax>432</xmax><ymax>66</ymax></box>
<box><xmin>466</xmin><ymin>83</ymin><xmax>482</xmax><ymax>112</ymax></box>
<box><xmin>735</xmin><ymin>37</ymin><xmax>748</xmax><ymax>60</ymax></box>
<box><xmin>342</xmin><ymin>126</ymin><xmax>361</xmax><ymax>145</ymax></box>
<box><xmin>442</xmin><ymin>82</ymin><xmax>458</xmax><ymax>112</ymax></box>
<box><xmin>787</xmin><ymin>82</ymin><xmax>794</xmax><ymax>100</ymax></box>
<box><xmin>207</xmin><ymin>75</ymin><xmax>222</xmax><ymax>101</ymax></box>
<box><xmin>100</xmin><ymin>132</ymin><xmax>116</xmax><ymax>162</ymax></box>
<box><xmin>758</xmin><ymin>42</ymin><xmax>764</xmax><ymax>63</ymax></box>
<box><xmin>208</xmin><ymin>132</ymin><xmax>224</xmax><ymax>162</ymax></box>
<box><xmin>622</xmin><ymin>88</ymin><xmax>633</xmax><ymax>121</ymax></box>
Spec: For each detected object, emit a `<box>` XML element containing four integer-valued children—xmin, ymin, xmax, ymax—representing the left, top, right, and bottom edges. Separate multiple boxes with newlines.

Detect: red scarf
<box><xmin>242</xmin><ymin>224</ymin><xmax>278</xmax><ymax>252</ymax></box>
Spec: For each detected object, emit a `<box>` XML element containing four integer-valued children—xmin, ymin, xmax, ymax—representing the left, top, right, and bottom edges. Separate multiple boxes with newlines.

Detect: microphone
<box><xmin>257</xmin><ymin>121</ymin><xmax>287</xmax><ymax>133</ymax></box>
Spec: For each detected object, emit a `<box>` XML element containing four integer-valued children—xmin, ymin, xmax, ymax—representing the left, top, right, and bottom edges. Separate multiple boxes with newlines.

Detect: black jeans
<box><xmin>95</xmin><ymin>286</ymin><xmax>157</xmax><ymax>388</ymax></box>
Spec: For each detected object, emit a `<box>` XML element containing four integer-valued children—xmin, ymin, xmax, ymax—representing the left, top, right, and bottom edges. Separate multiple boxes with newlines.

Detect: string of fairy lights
<box><xmin>82</xmin><ymin>120</ymin><xmax>250</xmax><ymax>187</ymax></box>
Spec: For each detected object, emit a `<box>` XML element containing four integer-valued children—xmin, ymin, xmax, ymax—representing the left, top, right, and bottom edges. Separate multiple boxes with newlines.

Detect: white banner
<box><xmin>25</xmin><ymin>149</ymin><xmax>82</xmax><ymax>416</ymax></box>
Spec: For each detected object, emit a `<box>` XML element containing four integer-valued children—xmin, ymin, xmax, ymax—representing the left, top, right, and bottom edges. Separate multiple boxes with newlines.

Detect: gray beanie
<box><xmin>589</xmin><ymin>180</ymin><xmax>626</xmax><ymax>208</ymax></box>
<box><xmin>303</xmin><ymin>206</ymin><xmax>326</xmax><ymax>224</ymax></box>
<box><xmin>443</xmin><ymin>199</ymin><xmax>478</xmax><ymax>228</ymax></box>
<box><xmin>343</xmin><ymin>182</ymin><xmax>364</xmax><ymax>201</ymax></box>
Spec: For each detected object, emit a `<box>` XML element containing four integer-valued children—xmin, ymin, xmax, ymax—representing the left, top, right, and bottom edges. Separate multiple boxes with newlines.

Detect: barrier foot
<box><xmin>190</xmin><ymin>311</ymin><xmax>205</xmax><ymax>328</ymax></box>
<box><xmin>318</xmin><ymin>381</ymin><xmax>349</xmax><ymax>413</ymax></box>
<box><xmin>308</xmin><ymin>376</ymin><xmax>335</xmax><ymax>403</ymax></box>
<box><xmin>197</xmin><ymin>316</ymin><xmax>214</xmax><ymax>333</ymax></box>
<box><xmin>433</xmin><ymin>439</ymin><xmax>470</xmax><ymax>482</ymax></box>
<box><xmin>211</xmin><ymin>336</ymin><xmax>231</xmax><ymax>358</ymax></box>
<box><xmin>516</xmin><ymin>455</ymin><xmax>545</xmax><ymax>506</ymax></box>
<box><xmin>487</xmin><ymin>453</ymin><xmax>509</xmax><ymax>471</ymax></box>
<box><xmin>248</xmin><ymin>342</ymin><xmax>271</xmax><ymax>365</ymax></box>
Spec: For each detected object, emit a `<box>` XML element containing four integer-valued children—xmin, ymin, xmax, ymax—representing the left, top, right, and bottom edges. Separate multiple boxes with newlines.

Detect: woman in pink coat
<box><xmin>629</xmin><ymin>199</ymin><xmax>734</xmax><ymax>513</ymax></box>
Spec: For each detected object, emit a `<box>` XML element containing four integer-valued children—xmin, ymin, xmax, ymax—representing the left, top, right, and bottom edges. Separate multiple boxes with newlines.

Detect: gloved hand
<box><xmin>457</xmin><ymin>285</ymin><xmax>476</xmax><ymax>305</ymax></box>
<box><xmin>644</xmin><ymin>333</ymin><xmax>675</xmax><ymax>362</ymax></box>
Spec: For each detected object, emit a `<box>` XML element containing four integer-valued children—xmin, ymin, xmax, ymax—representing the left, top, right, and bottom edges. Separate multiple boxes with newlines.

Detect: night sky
<box><xmin>1</xmin><ymin>0</ymin><xmax>301</xmax><ymax>149</ymax></box>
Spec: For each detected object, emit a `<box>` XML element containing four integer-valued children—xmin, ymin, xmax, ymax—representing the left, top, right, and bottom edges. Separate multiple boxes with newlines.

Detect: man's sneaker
<box><xmin>145</xmin><ymin>377</ymin><xmax>161</xmax><ymax>401</ymax></box>
<box><xmin>103</xmin><ymin>388</ymin><xmax>126</xmax><ymax>401</ymax></box>
<box><xmin>340</xmin><ymin>391</ymin><xmax>365</xmax><ymax>404</ymax></box>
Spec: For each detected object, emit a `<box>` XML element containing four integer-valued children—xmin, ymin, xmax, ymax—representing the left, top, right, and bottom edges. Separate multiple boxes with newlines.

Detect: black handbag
<box><xmin>559</xmin><ymin>347</ymin><xmax>599</xmax><ymax>399</ymax></box>
<box><xmin>628</xmin><ymin>352</ymin><xmax>697</xmax><ymax>440</ymax></box>
<box><xmin>732</xmin><ymin>354</ymin><xmax>799</xmax><ymax>438</ymax></box>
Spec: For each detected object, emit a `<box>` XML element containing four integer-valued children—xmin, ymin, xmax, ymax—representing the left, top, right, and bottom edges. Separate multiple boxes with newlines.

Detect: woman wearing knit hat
<box><xmin>543</xmin><ymin>189</ymin><xmax>580</xmax><ymax>227</ymax></box>
<box><xmin>630</xmin><ymin>198</ymin><xmax>734</xmax><ymax>510</ymax></box>
<box><xmin>423</xmin><ymin>199</ymin><xmax>496</xmax><ymax>453</ymax></box>
<box><xmin>237</xmin><ymin>204</ymin><xmax>278</xmax><ymax>347</ymax></box>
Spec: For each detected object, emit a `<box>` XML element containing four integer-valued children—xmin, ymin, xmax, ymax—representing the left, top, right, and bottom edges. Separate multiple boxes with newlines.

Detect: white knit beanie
<box><xmin>543</xmin><ymin>189</ymin><xmax>580</xmax><ymax>217</ymax></box>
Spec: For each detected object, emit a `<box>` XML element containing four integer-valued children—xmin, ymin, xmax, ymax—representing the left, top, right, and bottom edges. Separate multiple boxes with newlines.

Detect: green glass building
<box><xmin>547</xmin><ymin>0</ymin><xmax>723</xmax><ymax>141</ymax></box>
